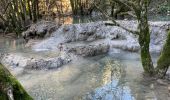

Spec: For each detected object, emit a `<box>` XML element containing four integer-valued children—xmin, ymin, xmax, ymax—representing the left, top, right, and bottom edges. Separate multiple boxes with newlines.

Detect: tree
<box><xmin>0</xmin><ymin>0</ymin><xmax>40</xmax><ymax>35</ymax></box>
<box><xmin>96</xmin><ymin>0</ymin><xmax>154</xmax><ymax>75</ymax></box>
<box><xmin>0</xmin><ymin>63</ymin><xmax>33</xmax><ymax>100</ymax></box>
<box><xmin>156</xmin><ymin>30</ymin><xmax>170</xmax><ymax>78</ymax></box>
<box><xmin>70</xmin><ymin>0</ymin><xmax>96</xmax><ymax>15</ymax></box>
<box><xmin>95</xmin><ymin>0</ymin><xmax>169</xmax><ymax>77</ymax></box>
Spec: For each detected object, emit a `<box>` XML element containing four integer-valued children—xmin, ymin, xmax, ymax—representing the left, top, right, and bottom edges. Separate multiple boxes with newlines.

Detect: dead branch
<box><xmin>94</xmin><ymin>2</ymin><xmax>139</xmax><ymax>35</ymax></box>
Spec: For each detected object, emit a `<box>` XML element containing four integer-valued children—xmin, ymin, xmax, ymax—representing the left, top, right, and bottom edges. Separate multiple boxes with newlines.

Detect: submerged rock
<box><xmin>156</xmin><ymin>79</ymin><xmax>168</xmax><ymax>86</ymax></box>
<box><xmin>81</xmin><ymin>60</ymin><xmax>132</xmax><ymax>100</ymax></box>
<box><xmin>82</xmin><ymin>82</ymin><xmax>134</xmax><ymax>100</ymax></box>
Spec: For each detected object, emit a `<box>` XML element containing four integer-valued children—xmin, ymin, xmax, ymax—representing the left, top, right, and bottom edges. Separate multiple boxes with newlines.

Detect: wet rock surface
<box><xmin>1</xmin><ymin>20</ymin><xmax>170</xmax><ymax>72</ymax></box>
<box><xmin>32</xmin><ymin>21</ymin><xmax>170</xmax><ymax>53</ymax></box>
<box><xmin>1</xmin><ymin>52</ymin><xmax>71</xmax><ymax>70</ymax></box>
<box><xmin>22</xmin><ymin>21</ymin><xmax>60</xmax><ymax>40</ymax></box>
<box><xmin>64</xmin><ymin>40</ymin><xmax>110</xmax><ymax>57</ymax></box>
<box><xmin>2</xmin><ymin>20</ymin><xmax>170</xmax><ymax>71</ymax></box>
<box><xmin>0</xmin><ymin>20</ymin><xmax>170</xmax><ymax>100</ymax></box>
<box><xmin>81</xmin><ymin>61</ymin><xmax>130</xmax><ymax>100</ymax></box>
<box><xmin>81</xmin><ymin>59</ymin><xmax>170</xmax><ymax>100</ymax></box>
<box><xmin>82</xmin><ymin>82</ymin><xmax>133</xmax><ymax>100</ymax></box>
<box><xmin>66</xmin><ymin>44</ymin><xmax>109</xmax><ymax>57</ymax></box>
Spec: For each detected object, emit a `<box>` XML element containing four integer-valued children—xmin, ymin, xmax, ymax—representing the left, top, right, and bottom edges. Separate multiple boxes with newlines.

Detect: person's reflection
<box><xmin>12</xmin><ymin>40</ymin><xmax>16</xmax><ymax>50</ymax></box>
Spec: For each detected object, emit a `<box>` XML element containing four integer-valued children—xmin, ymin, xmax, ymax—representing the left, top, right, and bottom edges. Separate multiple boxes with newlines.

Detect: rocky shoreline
<box><xmin>0</xmin><ymin>20</ymin><xmax>170</xmax><ymax>100</ymax></box>
<box><xmin>1</xmin><ymin>20</ymin><xmax>170</xmax><ymax>71</ymax></box>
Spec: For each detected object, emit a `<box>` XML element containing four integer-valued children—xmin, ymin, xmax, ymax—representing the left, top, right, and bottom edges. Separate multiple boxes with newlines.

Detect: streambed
<box><xmin>0</xmin><ymin>34</ymin><xmax>169</xmax><ymax>100</ymax></box>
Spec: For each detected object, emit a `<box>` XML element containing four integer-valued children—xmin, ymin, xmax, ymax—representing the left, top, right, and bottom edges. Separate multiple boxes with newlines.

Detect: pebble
<box><xmin>168</xmin><ymin>86</ymin><xmax>170</xmax><ymax>93</ymax></box>
<box><xmin>156</xmin><ymin>79</ymin><xmax>168</xmax><ymax>85</ymax></box>
<box><xmin>150</xmin><ymin>84</ymin><xmax>154</xmax><ymax>89</ymax></box>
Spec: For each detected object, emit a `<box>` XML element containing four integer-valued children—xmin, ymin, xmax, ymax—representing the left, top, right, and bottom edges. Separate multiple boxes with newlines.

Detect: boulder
<box><xmin>31</xmin><ymin>21</ymin><xmax>131</xmax><ymax>52</ymax></box>
<box><xmin>27</xmin><ymin>21</ymin><xmax>170</xmax><ymax>53</ymax></box>
<box><xmin>1</xmin><ymin>53</ymin><xmax>71</xmax><ymax>70</ymax></box>
<box><xmin>22</xmin><ymin>21</ymin><xmax>60</xmax><ymax>40</ymax></box>
<box><xmin>52</xmin><ymin>21</ymin><xmax>107</xmax><ymax>42</ymax></box>
<box><xmin>66</xmin><ymin>43</ymin><xmax>110</xmax><ymax>57</ymax></box>
<box><xmin>32</xmin><ymin>21</ymin><xmax>109</xmax><ymax>52</ymax></box>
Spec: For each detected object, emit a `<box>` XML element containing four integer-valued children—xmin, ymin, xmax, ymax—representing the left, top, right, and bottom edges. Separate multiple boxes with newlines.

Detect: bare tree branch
<box><xmin>118</xmin><ymin>11</ymin><xmax>137</xmax><ymax>18</ymax></box>
<box><xmin>94</xmin><ymin>2</ymin><xmax>139</xmax><ymax>35</ymax></box>
<box><xmin>112</xmin><ymin>0</ymin><xmax>141</xmax><ymax>18</ymax></box>
<box><xmin>0</xmin><ymin>14</ymin><xmax>6</xmax><ymax>22</ymax></box>
<box><xmin>3</xmin><ymin>0</ymin><xmax>12</xmax><ymax>14</ymax></box>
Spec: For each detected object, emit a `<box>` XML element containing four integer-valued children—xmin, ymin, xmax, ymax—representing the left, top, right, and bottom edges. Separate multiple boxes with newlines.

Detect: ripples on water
<box><xmin>0</xmin><ymin>22</ymin><xmax>169</xmax><ymax>100</ymax></box>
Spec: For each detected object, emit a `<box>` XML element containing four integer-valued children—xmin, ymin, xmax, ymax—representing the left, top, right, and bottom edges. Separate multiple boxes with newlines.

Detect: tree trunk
<box><xmin>70</xmin><ymin>0</ymin><xmax>75</xmax><ymax>14</ymax></box>
<box><xmin>138</xmin><ymin>26</ymin><xmax>154</xmax><ymax>75</ymax></box>
<box><xmin>156</xmin><ymin>31</ymin><xmax>170</xmax><ymax>78</ymax></box>
<box><xmin>32</xmin><ymin>0</ymin><xmax>37</xmax><ymax>22</ymax></box>
<box><xmin>0</xmin><ymin>64</ymin><xmax>32</xmax><ymax>100</ymax></box>
<box><xmin>137</xmin><ymin>14</ymin><xmax>154</xmax><ymax>75</ymax></box>
<box><xmin>137</xmin><ymin>1</ymin><xmax>155</xmax><ymax>75</ymax></box>
<box><xmin>28</xmin><ymin>0</ymin><xmax>32</xmax><ymax>20</ymax></box>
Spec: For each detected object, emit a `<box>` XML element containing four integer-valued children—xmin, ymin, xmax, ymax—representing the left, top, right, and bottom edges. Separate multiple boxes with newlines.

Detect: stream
<box><xmin>0</xmin><ymin>15</ymin><xmax>170</xmax><ymax>100</ymax></box>
<box><xmin>0</xmin><ymin>34</ymin><xmax>169</xmax><ymax>100</ymax></box>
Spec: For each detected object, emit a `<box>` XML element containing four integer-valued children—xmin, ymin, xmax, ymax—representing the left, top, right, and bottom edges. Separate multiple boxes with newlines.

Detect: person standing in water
<box><xmin>58</xmin><ymin>43</ymin><xmax>63</xmax><ymax>51</ymax></box>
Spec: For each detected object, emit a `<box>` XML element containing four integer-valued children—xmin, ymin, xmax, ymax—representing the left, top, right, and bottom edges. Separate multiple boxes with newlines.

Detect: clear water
<box><xmin>54</xmin><ymin>15</ymin><xmax>107</xmax><ymax>25</ymax></box>
<box><xmin>0</xmin><ymin>34</ymin><xmax>26</xmax><ymax>53</ymax></box>
<box><xmin>148</xmin><ymin>15</ymin><xmax>170</xmax><ymax>21</ymax></box>
<box><xmin>0</xmin><ymin>30</ymin><xmax>170</xmax><ymax>100</ymax></box>
<box><xmin>5</xmin><ymin>50</ymin><xmax>169</xmax><ymax>100</ymax></box>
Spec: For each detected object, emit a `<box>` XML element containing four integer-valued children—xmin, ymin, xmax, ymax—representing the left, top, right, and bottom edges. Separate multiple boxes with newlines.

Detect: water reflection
<box><xmin>54</xmin><ymin>16</ymin><xmax>107</xmax><ymax>25</ymax></box>
<box><xmin>16</xmin><ymin>56</ymin><xmax>114</xmax><ymax>100</ymax></box>
<box><xmin>2</xmin><ymin>43</ymin><xmax>169</xmax><ymax>100</ymax></box>
<box><xmin>0</xmin><ymin>18</ymin><xmax>170</xmax><ymax>100</ymax></box>
<box><xmin>0</xmin><ymin>35</ymin><xmax>26</xmax><ymax>52</ymax></box>
<box><xmin>83</xmin><ymin>82</ymin><xmax>135</xmax><ymax>100</ymax></box>
<box><xmin>82</xmin><ymin>59</ymin><xmax>135</xmax><ymax>100</ymax></box>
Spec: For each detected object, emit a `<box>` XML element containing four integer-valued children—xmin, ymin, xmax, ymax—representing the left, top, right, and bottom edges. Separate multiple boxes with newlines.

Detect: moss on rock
<box><xmin>0</xmin><ymin>64</ymin><xmax>33</xmax><ymax>100</ymax></box>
